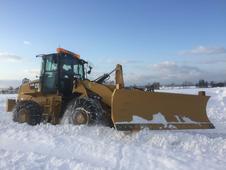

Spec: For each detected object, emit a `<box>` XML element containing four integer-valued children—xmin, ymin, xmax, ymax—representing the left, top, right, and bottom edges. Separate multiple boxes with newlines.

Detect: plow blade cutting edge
<box><xmin>111</xmin><ymin>89</ymin><xmax>214</xmax><ymax>131</ymax></box>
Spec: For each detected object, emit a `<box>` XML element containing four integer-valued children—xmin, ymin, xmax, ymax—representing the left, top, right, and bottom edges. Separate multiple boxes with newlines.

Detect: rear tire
<box><xmin>13</xmin><ymin>101</ymin><xmax>43</xmax><ymax>125</ymax></box>
<box><xmin>62</xmin><ymin>97</ymin><xmax>108</xmax><ymax>126</ymax></box>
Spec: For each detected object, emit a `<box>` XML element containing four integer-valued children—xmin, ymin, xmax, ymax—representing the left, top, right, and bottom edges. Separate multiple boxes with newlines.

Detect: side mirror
<box><xmin>87</xmin><ymin>66</ymin><xmax>92</xmax><ymax>74</ymax></box>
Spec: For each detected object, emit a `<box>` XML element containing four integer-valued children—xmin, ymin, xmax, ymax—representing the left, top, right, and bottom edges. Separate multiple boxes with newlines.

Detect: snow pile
<box><xmin>207</xmin><ymin>88</ymin><xmax>226</xmax><ymax>122</ymax></box>
<box><xmin>0</xmin><ymin>88</ymin><xmax>226</xmax><ymax>170</ymax></box>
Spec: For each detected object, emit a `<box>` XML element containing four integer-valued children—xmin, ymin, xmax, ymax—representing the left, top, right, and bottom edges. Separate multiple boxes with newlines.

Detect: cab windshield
<box><xmin>60</xmin><ymin>54</ymin><xmax>84</xmax><ymax>80</ymax></box>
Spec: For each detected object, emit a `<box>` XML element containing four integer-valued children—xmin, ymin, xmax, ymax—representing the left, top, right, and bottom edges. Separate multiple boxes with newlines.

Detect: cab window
<box><xmin>73</xmin><ymin>64</ymin><xmax>84</xmax><ymax>79</ymax></box>
<box><xmin>45</xmin><ymin>55</ymin><xmax>57</xmax><ymax>71</ymax></box>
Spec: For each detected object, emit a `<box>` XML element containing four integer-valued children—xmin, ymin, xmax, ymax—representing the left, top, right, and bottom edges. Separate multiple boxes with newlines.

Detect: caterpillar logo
<box><xmin>29</xmin><ymin>82</ymin><xmax>39</xmax><ymax>89</ymax></box>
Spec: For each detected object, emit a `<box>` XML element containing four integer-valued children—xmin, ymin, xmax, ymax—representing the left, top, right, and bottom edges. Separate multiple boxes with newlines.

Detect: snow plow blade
<box><xmin>111</xmin><ymin>89</ymin><xmax>214</xmax><ymax>131</ymax></box>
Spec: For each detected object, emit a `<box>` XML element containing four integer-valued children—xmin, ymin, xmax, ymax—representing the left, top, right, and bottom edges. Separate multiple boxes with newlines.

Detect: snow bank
<box><xmin>0</xmin><ymin>88</ymin><xmax>226</xmax><ymax>170</ymax></box>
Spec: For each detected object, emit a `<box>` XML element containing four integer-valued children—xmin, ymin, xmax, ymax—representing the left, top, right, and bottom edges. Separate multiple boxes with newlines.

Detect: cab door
<box><xmin>41</xmin><ymin>55</ymin><xmax>58</xmax><ymax>94</ymax></box>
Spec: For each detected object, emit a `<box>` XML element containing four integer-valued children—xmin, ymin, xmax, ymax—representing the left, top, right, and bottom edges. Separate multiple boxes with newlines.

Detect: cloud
<box><xmin>0</xmin><ymin>52</ymin><xmax>22</xmax><ymax>62</ymax></box>
<box><xmin>0</xmin><ymin>80</ymin><xmax>21</xmax><ymax>88</ymax></box>
<box><xmin>124</xmin><ymin>61</ymin><xmax>226</xmax><ymax>85</ymax></box>
<box><xmin>23</xmin><ymin>40</ymin><xmax>31</xmax><ymax>45</ymax></box>
<box><xmin>178</xmin><ymin>46</ymin><xmax>226</xmax><ymax>56</ymax></box>
<box><xmin>90</xmin><ymin>59</ymin><xmax>225</xmax><ymax>85</ymax></box>
<box><xmin>151</xmin><ymin>61</ymin><xmax>204</xmax><ymax>80</ymax></box>
<box><xmin>199</xmin><ymin>58</ymin><xmax>226</xmax><ymax>64</ymax></box>
<box><xmin>23</xmin><ymin>69</ymin><xmax>40</xmax><ymax>78</ymax></box>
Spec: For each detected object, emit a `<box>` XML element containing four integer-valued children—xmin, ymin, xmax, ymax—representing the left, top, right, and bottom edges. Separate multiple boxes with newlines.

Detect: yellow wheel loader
<box><xmin>6</xmin><ymin>48</ymin><xmax>214</xmax><ymax>131</ymax></box>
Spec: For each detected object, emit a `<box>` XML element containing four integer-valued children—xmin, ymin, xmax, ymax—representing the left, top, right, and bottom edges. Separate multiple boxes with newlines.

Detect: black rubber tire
<box><xmin>13</xmin><ymin>101</ymin><xmax>43</xmax><ymax>125</ymax></box>
<box><xmin>62</xmin><ymin>97</ymin><xmax>107</xmax><ymax>125</ymax></box>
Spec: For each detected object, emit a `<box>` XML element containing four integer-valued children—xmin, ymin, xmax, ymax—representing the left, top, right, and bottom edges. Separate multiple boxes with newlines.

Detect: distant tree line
<box><xmin>196</xmin><ymin>80</ymin><xmax>226</xmax><ymax>88</ymax></box>
<box><xmin>0</xmin><ymin>86</ymin><xmax>19</xmax><ymax>94</ymax></box>
<box><xmin>145</xmin><ymin>82</ymin><xmax>160</xmax><ymax>91</ymax></box>
<box><xmin>130</xmin><ymin>79</ymin><xmax>226</xmax><ymax>91</ymax></box>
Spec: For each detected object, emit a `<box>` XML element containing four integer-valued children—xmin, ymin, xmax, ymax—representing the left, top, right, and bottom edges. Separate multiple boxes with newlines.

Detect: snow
<box><xmin>179</xmin><ymin>116</ymin><xmax>197</xmax><ymax>123</ymax></box>
<box><xmin>116</xmin><ymin>113</ymin><xmax>168</xmax><ymax>124</ymax></box>
<box><xmin>0</xmin><ymin>88</ymin><xmax>226</xmax><ymax>170</ymax></box>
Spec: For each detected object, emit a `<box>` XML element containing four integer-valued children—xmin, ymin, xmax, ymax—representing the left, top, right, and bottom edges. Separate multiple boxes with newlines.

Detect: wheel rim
<box><xmin>18</xmin><ymin>108</ymin><xmax>28</xmax><ymax>123</ymax></box>
<box><xmin>72</xmin><ymin>108</ymin><xmax>89</xmax><ymax>125</ymax></box>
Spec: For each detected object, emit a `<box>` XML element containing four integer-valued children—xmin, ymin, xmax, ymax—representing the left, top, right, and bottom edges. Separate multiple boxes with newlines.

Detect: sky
<box><xmin>0</xmin><ymin>0</ymin><xmax>226</xmax><ymax>87</ymax></box>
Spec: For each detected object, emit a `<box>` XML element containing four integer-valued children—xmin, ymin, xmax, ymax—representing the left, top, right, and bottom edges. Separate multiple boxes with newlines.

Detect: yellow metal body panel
<box><xmin>74</xmin><ymin>80</ymin><xmax>114</xmax><ymax>106</ymax></box>
<box><xmin>9</xmin><ymin>80</ymin><xmax>62</xmax><ymax>124</ymax></box>
<box><xmin>6</xmin><ymin>99</ymin><xmax>16</xmax><ymax>112</ymax></box>
<box><xmin>111</xmin><ymin>89</ymin><xmax>214</xmax><ymax>130</ymax></box>
<box><xmin>115</xmin><ymin>64</ymin><xmax>124</xmax><ymax>88</ymax></box>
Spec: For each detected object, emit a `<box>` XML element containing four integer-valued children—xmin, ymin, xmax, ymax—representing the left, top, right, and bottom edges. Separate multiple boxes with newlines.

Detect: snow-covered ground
<box><xmin>0</xmin><ymin>88</ymin><xmax>226</xmax><ymax>170</ymax></box>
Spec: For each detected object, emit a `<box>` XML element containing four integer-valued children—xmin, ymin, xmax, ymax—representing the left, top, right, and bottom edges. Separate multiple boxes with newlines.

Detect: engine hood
<box><xmin>18</xmin><ymin>79</ymin><xmax>40</xmax><ymax>95</ymax></box>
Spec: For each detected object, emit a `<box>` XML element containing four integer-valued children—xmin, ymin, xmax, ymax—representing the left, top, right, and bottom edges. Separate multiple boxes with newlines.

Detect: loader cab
<box><xmin>39</xmin><ymin>50</ymin><xmax>87</xmax><ymax>97</ymax></box>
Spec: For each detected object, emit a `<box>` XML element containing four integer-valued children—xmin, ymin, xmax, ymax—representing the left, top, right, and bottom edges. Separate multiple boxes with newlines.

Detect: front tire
<box><xmin>13</xmin><ymin>101</ymin><xmax>43</xmax><ymax>125</ymax></box>
<box><xmin>62</xmin><ymin>97</ymin><xmax>107</xmax><ymax>125</ymax></box>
